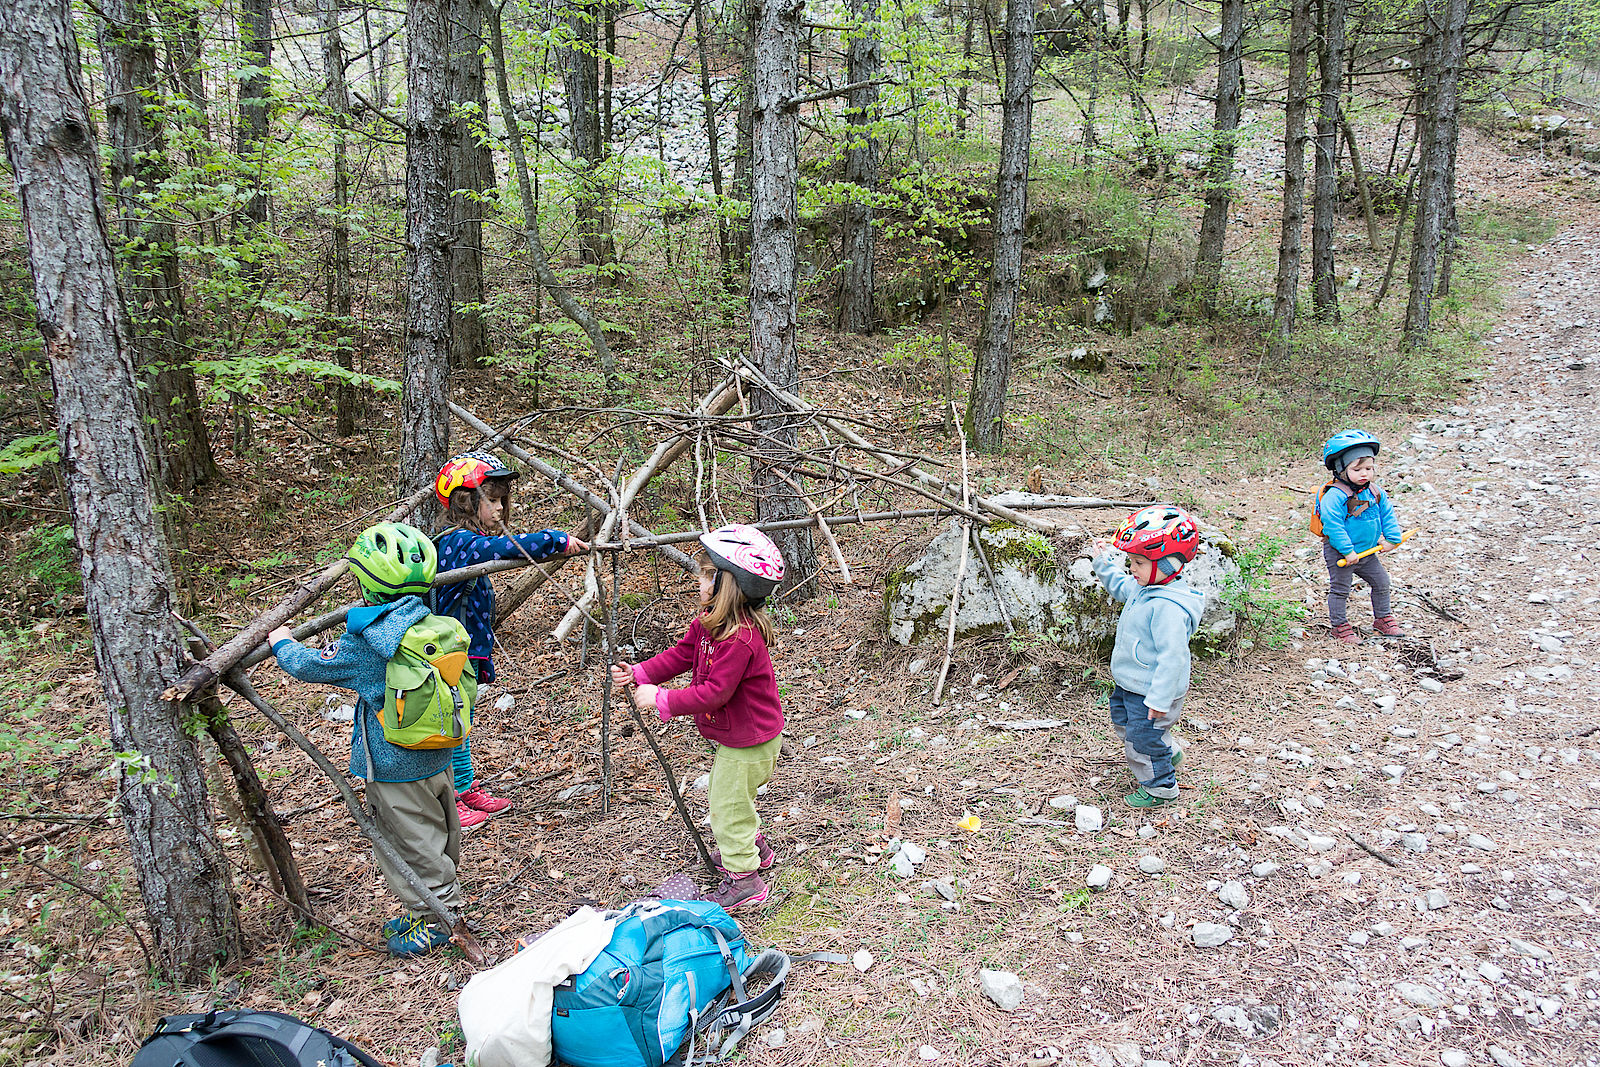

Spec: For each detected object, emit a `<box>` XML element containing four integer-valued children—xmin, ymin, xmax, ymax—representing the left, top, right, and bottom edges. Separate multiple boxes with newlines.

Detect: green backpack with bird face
<box><xmin>381</xmin><ymin>613</ymin><xmax>476</xmax><ymax>749</ymax></box>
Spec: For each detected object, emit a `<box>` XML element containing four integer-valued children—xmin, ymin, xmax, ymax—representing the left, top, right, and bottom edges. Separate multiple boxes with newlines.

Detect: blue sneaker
<box><xmin>387</xmin><ymin>914</ymin><xmax>452</xmax><ymax>957</ymax></box>
<box><xmin>382</xmin><ymin>913</ymin><xmax>424</xmax><ymax>939</ymax></box>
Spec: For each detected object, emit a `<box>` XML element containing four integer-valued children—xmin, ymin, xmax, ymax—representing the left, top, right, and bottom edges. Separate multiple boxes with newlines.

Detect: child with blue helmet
<box><xmin>1318</xmin><ymin>430</ymin><xmax>1405</xmax><ymax>644</ymax></box>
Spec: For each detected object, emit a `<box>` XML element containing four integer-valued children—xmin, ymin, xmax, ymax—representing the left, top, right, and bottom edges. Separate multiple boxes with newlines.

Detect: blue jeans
<box><xmin>1323</xmin><ymin>543</ymin><xmax>1392</xmax><ymax>626</ymax></box>
<box><xmin>1108</xmin><ymin>685</ymin><xmax>1182</xmax><ymax>798</ymax></box>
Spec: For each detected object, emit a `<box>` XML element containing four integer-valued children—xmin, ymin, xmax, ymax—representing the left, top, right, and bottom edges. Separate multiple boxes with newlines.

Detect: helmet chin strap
<box><xmin>1152</xmin><ymin>556</ymin><xmax>1182</xmax><ymax>584</ymax></box>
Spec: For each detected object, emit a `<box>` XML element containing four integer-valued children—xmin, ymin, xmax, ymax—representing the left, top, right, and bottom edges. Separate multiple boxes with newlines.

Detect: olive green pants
<box><xmin>707</xmin><ymin>737</ymin><xmax>781</xmax><ymax>874</ymax></box>
<box><xmin>366</xmin><ymin>769</ymin><xmax>464</xmax><ymax>912</ymax></box>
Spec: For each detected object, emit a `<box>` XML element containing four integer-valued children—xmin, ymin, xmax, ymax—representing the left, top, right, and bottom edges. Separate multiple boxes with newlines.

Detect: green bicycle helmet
<box><xmin>346</xmin><ymin>522</ymin><xmax>437</xmax><ymax>602</ymax></box>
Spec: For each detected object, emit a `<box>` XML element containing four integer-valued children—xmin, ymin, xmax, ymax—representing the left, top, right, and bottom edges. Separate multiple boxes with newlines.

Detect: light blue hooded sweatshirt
<box><xmin>1092</xmin><ymin>552</ymin><xmax>1207</xmax><ymax>713</ymax></box>
<box><xmin>270</xmin><ymin>595</ymin><xmax>451</xmax><ymax>783</ymax></box>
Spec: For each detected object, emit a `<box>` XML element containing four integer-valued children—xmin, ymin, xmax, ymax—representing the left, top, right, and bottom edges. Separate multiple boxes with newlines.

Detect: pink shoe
<box><xmin>709</xmin><ymin>833</ymin><xmax>775</xmax><ymax>875</ymax></box>
<box><xmin>702</xmin><ymin>871</ymin><xmax>769</xmax><ymax>911</ymax></box>
<box><xmin>458</xmin><ymin>781</ymin><xmax>513</xmax><ymax>815</ymax></box>
<box><xmin>455</xmin><ymin>799</ymin><xmax>490</xmax><ymax>831</ymax></box>
<box><xmin>1331</xmin><ymin>622</ymin><xmax>1363</xmax><ymax>645</ymax></box>
<box><xmin>1373</xmin><ymin>615</ymin><xmax>1401</xmax><ymax>637</ymax></box>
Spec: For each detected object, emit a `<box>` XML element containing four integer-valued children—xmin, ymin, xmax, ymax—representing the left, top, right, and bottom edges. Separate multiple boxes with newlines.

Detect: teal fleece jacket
<box><xmin>270</xmin><ymin>595</ymin><xmax>451</xmax><ymax>783</ymax></box>
<box><xmin>1092</xmin><ymin>553</ymin><xmax>1206</xmax><ymax>713</ymax></box>
<box><xmin>1317</xmin><ymin>480</ymin><xmax>1402</xmax><ymax>557</ymax></box>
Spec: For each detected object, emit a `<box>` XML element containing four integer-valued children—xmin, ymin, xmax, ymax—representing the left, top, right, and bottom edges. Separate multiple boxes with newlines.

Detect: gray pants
<box><xmin>366</xmin><ymin>769</ymin><xmax>463</xmax><ymax>912</ymax></box>
<box><xmin>1323</xmin><ymin>543</ymin><xmax>1392</xmax><ymax>626</ymax></box>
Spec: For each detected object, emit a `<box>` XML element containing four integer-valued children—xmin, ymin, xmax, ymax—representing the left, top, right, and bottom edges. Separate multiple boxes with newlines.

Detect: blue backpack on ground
<box><xmin>549</xmin><ymin>900</ymin><xmax>790</xmax><ymax>1067</ymax></box>
<box><xmin>131</xmin><ymin>1010</ymin><xmax>385</xmax><ymax>1067</ymax></box>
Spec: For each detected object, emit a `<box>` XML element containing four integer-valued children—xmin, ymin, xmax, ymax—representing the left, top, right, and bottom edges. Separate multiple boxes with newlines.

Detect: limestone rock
<box><xmin>978</xmin><ymin>968</ymin><xmax>1025</xmax><ymax>1012</ymax></box>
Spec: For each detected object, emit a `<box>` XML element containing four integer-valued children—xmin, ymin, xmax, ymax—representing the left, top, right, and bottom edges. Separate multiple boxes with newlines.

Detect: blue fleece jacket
<box><xmin>270</xmin><ymin>595</ymin><xmax>451</xmax><ymax>783</ymax></box>
<box><xmin>1092</xmin><ymin>553</ymin><xmax>1206</xmax><ymax>713</ymax></box>
<box><xmin>1317</xmin><ymin>480</ymin><xmax>1402</xmax><ymax>557</ymax></box>
<box><xmin>434</xmin><ymin>528</ymin><xmax>570</xmax><ymax>683</ymax></box>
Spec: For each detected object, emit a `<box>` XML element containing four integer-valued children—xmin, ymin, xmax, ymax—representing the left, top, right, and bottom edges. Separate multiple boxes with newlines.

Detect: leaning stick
<box><xmin>221</xmin><ymin>668</ymin><xmax>486</xmax><ymax>964</ymax></box>
<box><xmin>621</xmin><ymin>685</ymin><xmax>721</xmax><ymax>879</ymax></box>
<box><xmin>164</xmin><ymin>484</ymin><xmax>435</xmax><ymax>703</ymax></box>
<box><xmin>969</xmin><ymin>526</ymin><xmax>1014</xmax><ymax>635</ymax></box>
<box><xmin>933</xmin><ymin>409</ymin><xmax>973</xmax><ymax>705</ymax></box>
<box><xmin>726</xmin><ymin>356</ymin><xmax>1057</xmax><ymax>534</ymax></box>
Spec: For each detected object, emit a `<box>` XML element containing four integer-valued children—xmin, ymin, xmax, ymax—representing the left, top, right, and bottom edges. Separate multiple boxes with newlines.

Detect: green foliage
<box><xmin>0</xmin><ymin>433</ymin><xmax>57</xmax><ymax>475</ymax></box>
<box><xmin>18</xmin><ymin>524</ymin><xmax>79</xmax><ymax>611</ymax></box>
<box><xmin>1218</xmin><ymin>535</ymin><xmax>1307</xmax><ymax>651</ymax></box>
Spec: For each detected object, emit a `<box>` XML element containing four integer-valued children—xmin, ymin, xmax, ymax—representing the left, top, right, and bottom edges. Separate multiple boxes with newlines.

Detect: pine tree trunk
<box><xmin>731</xmin><ymin>0</ymin><xmax>755</xmax><ymax>265</ymax></box>
<box><xmin>563</xmin><ymin>0</ymin><xmax>611</xmax><ymax>267</ymax></box>
<box><xmin>748</xmin><ymin>0</ymin><xmax>818</xmax><ymax>601</ymax></box>
<box><xmin>403</xmin><ymin>0</ymin><xmax>454</xmax><ymax>519</ymax></box>
<box><xmin>320</xmin><ymin>0</ymin><xmax>357</xmax><ymax>437</ymax></box>
<box><xmin>447</xmin><ymin>0</ymin><xmax>492</xmax><ymax>369</ymax></box>
<box><xmin>1403</xmin><ymin>0</ymin><xmax>1467</xmax><ymax>348</ymax></box>
<box><xmin>1310</xmin><ymin>0</ymin><xmax>1344</xmax><ymax>320</ymax></box>
<box><xmin>966</xmin><ymin>0</ymin><xmax>1035</xmax><ymax>453</ymax></box>
<box><xmin>839</xmin><ymin>0</ymin><xmax>881</xmax><ymax>334</ymax></box>
<box><xmin>1270</xmin><ymin>0</ymin><xmax>1312</xmax><ymax>359</ymax></box>
<box><xmin>691</xmin><ymin>0</ymin><xmax>732</xmax><ymax>288</ymax></box>
<box><xmin>1193</xmin><ymin>0</ymin><xmax>1244</xmax><ymax>308</ymax></box>
<box><xmin>237</xmin><ymin>0</ymin><xmax>272</xmax><ymax>230</ymax></box>
<box><xmin>0</xmin><ymin>0</ymin><xmax>240</xmax><ymax>981</ymax></box>
<box><xmin>99</xmin><ymin>0</ymin><xmax>215</xmax><ymax>491</ymax></box>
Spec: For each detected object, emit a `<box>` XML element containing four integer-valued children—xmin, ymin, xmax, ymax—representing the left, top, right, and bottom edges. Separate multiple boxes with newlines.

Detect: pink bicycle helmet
<box><xmin>1113</xmin><ymin>505</ymin><xmax>1201</xmax><ymax>583</ymax></box>
<box><xmin>699</xmin><ymin>524</ymin><xmax>785</xmax><ymax>602</ymax></box>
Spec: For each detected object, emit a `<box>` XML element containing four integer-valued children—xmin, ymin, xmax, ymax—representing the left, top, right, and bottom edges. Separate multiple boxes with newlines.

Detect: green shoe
<box><xmin>1126</xmin><ymin>786</ymin><xmax>1175</xmax><ymax>809</ymax></box>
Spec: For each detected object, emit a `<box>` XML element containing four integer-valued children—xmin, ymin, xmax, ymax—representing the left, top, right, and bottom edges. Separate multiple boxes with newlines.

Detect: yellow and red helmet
<box><xmin>434</xmin><ymin>450</ymin><xmax>517</xmax><ymax>507</ymax></box>
<box><xmin>1114</xmin><ymin>505</ymin><xmax>1201</xmax><ymax>583</ymax></box>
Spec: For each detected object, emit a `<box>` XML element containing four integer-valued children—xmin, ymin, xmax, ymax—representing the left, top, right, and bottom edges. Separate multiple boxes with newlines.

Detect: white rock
<box><xmin>899</xmin><ymin>840</ymin><xmax>928</xmax><ymax>865</ymax></box>
<box><xmin>1218</xmin><ymin>880</ymin><xmax>1249</xmax><ymax>910</ymax></box>
<box><xmin>1478</xmin><ymin>961</ymin><xmax>1504</xmax><ymax>982</ymax></box>
<box><xmin>1047</xmin><ymin>795</ymin><xmax>1077</xmax><ymax>809</ymax></box>
<box><xmin>888</xmin><ymin>850</ymin><xmax>916</xmax><ymax>878</ymax></box>
<box><xmin>1488</xmin><ymin>1046</ymin><xmax>1523</xmax><ymax>1067</ymax></box>
<box><xmin>1252</xmin><ymin>861</ymin><xmax>1281</xmax><ymax>878</ymax></box>
<box><xmin>1306</xmin><ymin>834</ymin><xmax>1338</xmax><ymax>853</ymax></box>
<box><xmin>852</xmin><ymin>948</ymin><xmax>874</xmax><ymax>972</ymax></box>
<box><xmin>1086</xmin><ymin>864</ymin><xmax>1114</xmax><ymax>889</ymax></box>
<box><xmin>1402</xmin><ymin>833</ymin><xmax>1429</xmax><ymax>852</ymax></box>
<box><xmin>1075</xmin><ymin>805</ymin><xmax>1104</xmax><ymax>833</ymax></box>
<box><xmin>1506</xmin><ymin>937</ymin><xmax>1552</xmax><ymax>960</ymax></box>
<box><xmin>1467</xmin><ymin>833</ymin><xmax>1497</xmax><ymax>851</ymax></box>
<box><xmin>1423</xmin><ymin>889</ymin><xmax>1450</xmax><ymax>910</ymax></box>
<box><xmin>1137</xmin><ymin>824</ymin><xmax>1157</xmax><ymax>839</ymax></box>
<box><xmin>1418</xmin><ymin>677</ymin><xmax>1445</xmax><ymax>693</ymax></box>
<box><xmin>1395</xmin><ymin>982</ymin><xmax>1445</xmax><ymax>1009</ymax></box>
<box><xmin>918</xmin><ymin>1045</ymin><xmax>940</xmax><ymax>1061</ymax></box>
<box><xmin>1191</xmin><ymin>922</ymin><xmax>1234</xmax><ymax>948</ymax></box>
<box><xmin>1441</xmin><ymin>1050</ymin><xmax>1469</xmax><ymax>1067</ymax></box>
<box><xmin>978</xmin><ymin>968</ymin><xmax>1025</xmax><ymax>1012</ymax></box>
<box><xmin>1137</xmin><ymin>855</ymin><xmax>1165</xmax><ymax>875</ymax></box>
<box><xmin>764</xmin><ymin>1028</ymin><xmax>787</xmax><ymax>1048</ymax></box>
<box><xmin>1349</xmin><ymin>931</ymin><xmax>1370</xmax><ymax>946</ymax></box>
<box><xmin>1401</xmin><ymin>937</ymin><xmax>1428</xmax><ymax>950</ymax></box>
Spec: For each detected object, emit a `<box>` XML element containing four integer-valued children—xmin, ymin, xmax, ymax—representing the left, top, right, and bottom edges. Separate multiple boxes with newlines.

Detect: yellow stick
<box><xmin>1337</xmin><ymin>528</ymin><xmax>1418</xmax><ymax>566</ymax></box>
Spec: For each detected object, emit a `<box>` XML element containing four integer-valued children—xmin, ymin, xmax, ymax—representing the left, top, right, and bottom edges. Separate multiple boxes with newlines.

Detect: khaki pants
<box><xmin>366</xmin><ymin>769</ymin><xmax>463</xmax><ymax>912</ymax></box>
<box><xmin>707</xmin><ymin>737</ymin><xmax>781</xmax><ymax>874</ymax></box>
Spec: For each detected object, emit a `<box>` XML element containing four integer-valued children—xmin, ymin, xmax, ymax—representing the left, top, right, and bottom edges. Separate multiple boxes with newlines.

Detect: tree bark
<box><xmin>1193</xmin><ymin>0</ymin><xmax>1244</xmax><ymax>308</ymax></box>
<box><xmin>692</xmin><ymin>0</ymin><xmax>732</xmax><ymax>289</ymax></box>
<box><xmin>0</xmin><ymin>0</ymin><xmax>240</xmax><ymax>981</ymax></box>
<box><xmin>748</xmin><ymin>0</ymin><xmax>818</xmax><ymax>601</ymax></box>
<box><xmin>403</xmin><ymin>0</ymin><xmax>454</xmax><ymax>520</ymax></box>
<box><xmin>839</xmin><ymin>0</ymin><xmax>881</xmax><ymax>334</ymax></box>
<box><xmin>1340</xmin><ymin>111</ymin><xmax>1382</xmax><ymax>252</ymax></box>
<box><xmin>966</xmin><ymin>0</ymin><xmax>1035</xmax><ymax>453</ymax></box>
<box><xmin>237</xmin><ymin>0</ymin><xmax>272</xmax><ymax>231</ymax></box>
<box><xmin>1310</xmin><ymin>0</ymin><xmax>1345</xmax><ymax>320</ymax></box>
<box><xmin>99</xmin><ymin>0</ymin><xmax>216</xmax><ymax>492</ymax></box>
<box><xmin>447</xmin><ymin>0</ymin><xmax>493</xmax><ymax>369</ymax></box>
<box><xmin>1269</xmin><ymin>0</ymin><xmax>1312</xmax><ymax>359</ymax></box>
<box><xmin>319</xmin><ymin>0</ymin><xmax>357</xmax><ymax>437</ymax></box>
<box><xmin>1403</xmin><ymin>0</ymin><xmax>1467</xmax><ymax>348</ymax></box>
<box><xmin>563</xmin><ymin>0</ymin><xmax>611</xmax><ymax>267</ymax></box>
<box><xmin>731</xmin><ymin>0</ymin><xmax>755</xmax><ymax>265</ymax></box>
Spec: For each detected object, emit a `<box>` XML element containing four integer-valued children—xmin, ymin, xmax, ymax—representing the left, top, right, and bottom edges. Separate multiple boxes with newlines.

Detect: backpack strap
<box><xmin>695</xmin><ymin>949</ymin><xmax>791</xmax><ymax>1064</ymax></box>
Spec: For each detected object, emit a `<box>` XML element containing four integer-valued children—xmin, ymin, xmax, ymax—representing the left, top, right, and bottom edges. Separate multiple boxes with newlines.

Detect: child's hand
<box><xmin>633</xmin><ymin>683</ymin><xmax>659</xmax><ymax>710</ymax></box>
<box><xmin>609</xmin><ymin>662</ymin><xmax>633</xmax><ymax>689</ymax></box>
<box><xmin>1147</xmin><ymin>704</ymin><xmax>1163</xmax><ymax>721</ymax></box>
<box><xmin>268</xmin><ymin>625</ymin><xmax>294</xmax><ymax>648</ymax></box>
<box><xmin>1342</xmin><ymin>554</ymin><xmax>1359</xmax><ymax>567</ymax></box>
<box><xmin>1088</xmin><ymin>538</ymin><xmax>1114</xmax><ymax>557</ymax></box>
<box><xmin>562</xmin><ymin>534</ymin><xmax>590</xmax><ymax>555</ymax></box>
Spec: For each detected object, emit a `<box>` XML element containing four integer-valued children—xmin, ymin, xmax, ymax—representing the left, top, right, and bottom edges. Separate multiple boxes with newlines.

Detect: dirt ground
<box><xmin>7</xmin><ymin>59</ymin><xmax>1600</xmax><ymax>1067</ymax></box>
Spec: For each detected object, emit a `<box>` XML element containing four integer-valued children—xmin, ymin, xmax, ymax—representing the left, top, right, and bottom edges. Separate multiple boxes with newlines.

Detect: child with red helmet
<box><xmin>433</xmin><ymin>451</ymin><xmax>588</xmax><ymax>827</ymax></box>
<box><xmin>610</xmin><ymin>524</ymin><xmax>786</xmax><ymax>910</ymax></box>
<box><xmin>1088</xmin><ymin>505</ymin><xmax>1208</xmax><ymax>808</ymax></box>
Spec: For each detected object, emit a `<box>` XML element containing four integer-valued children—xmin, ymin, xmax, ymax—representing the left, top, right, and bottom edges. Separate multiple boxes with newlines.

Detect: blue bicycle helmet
<box><xmin>1322</xmin><ymin>429</ymin><xmax>1380</xmax><ymax>472</ymax></box>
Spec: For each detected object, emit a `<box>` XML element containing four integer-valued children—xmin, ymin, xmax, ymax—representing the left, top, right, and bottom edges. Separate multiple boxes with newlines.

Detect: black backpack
<box><xmin>132</xmin><ymin>1011</ymin><xmax>386</xmax><ymax>1067</ymax></box>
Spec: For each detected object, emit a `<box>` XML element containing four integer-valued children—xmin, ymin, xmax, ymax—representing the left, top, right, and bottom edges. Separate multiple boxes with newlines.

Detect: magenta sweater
<box><xmin>632</xmin><ymin>616</ymin><xmax>784</xmax><ymax>749</ymax></box>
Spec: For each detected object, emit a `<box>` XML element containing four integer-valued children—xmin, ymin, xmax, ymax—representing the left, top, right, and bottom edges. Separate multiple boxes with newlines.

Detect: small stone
<box><xmin>1085</xmin><ymin>1045</ymin><xmax>1114</xmax><ymax>1067</ymax></box>
<box><xmin>918</xmin><ymin>1045</ymin><xmax>940</xmax><ymax>1061</ymax></box>
<box><xmin>1441</xmin><ymin>1051</ymin><xmax>1469</xmax><ymax>1067</ymax></box>
<box><xmin>899</xmin><ymin>840</ymin><xmax>928</xmax><ymax>865</ymax></box>
<box><xmin>1252</xmin><ymin>861</ymin><xmax>1281</xmax><ymax>878</ymax></box>
<box><xmin>1402</xmin><ymin>832</ymin><xmax>1429</xmax><ymax>852</ymax></box>
<box><xmin>1395</xmin><ymin>981</ymin><xmax>1446</xmax><ymax>1009</ymax></box>
<box><xmin>1110</xmin><ymin>1043</ymin><xmax>1141</xmax><ymax>1067</ymax></box>
<box><xmin>1478</xmin><ymin>961</ymin><xmax>1504</xmax><ymax>982</ymax></box>
<box><xmin>852</xmin><ymin>948</ymin><xmax>873</xmax><ymax>972</ymax></box>
<box><xmin>692</xmin><ymin>773</ymin><xmax>711</xmax><ymax>792</ymax></box>
<box><xmin>979</xmin><ymin>968</ymin><xmax>1025</xmax><ymax>1012</ymax></box>
<box><xmin>1137</xmin><ymin>855</ymin><xmax>1165</xmax><ymax>875</ymax></box>
<box><xmin>1477</xmin><ymin>781</ymin><xmax>1499</xmax><ymax>793</ymax></box>
<box><xmin>1218</xmin><ymin>880</ymin><xmax>1249</xmax><ymax>910</ymax></box>
<box><xmin>888</xmin><ymin>851</ymin><xmax>916</xmax><ymax>878</ymax></box>
<box><xmin>1086</xmin><ymin>864</ymin><xmax>1114</xmax><ymax>889</ymax></box>
<box><xmin>1192</xmin><ymin>922</ymin><xmax>1234</xmax><ymax>948</ymax></box>
<box><xmin>1506</xmin><ymin>937</ymin><xmax>1551</xmax><ymax>960</ymax></box>
<box><xmin>1306</xmin><ymin>834</ymin><xmax>1338</xmax><ymax>853</ymax></box>
<box><xmin>764</xmin><ymin>1028</ymin><xmax>787</xmax><ymax>1048</ymax></box>
<box><xmin>1349</xmin><ymin>931</ymin><xmax>1371</xmax><ymax>946</ymax></box>
<box><xmin>1137</xmin><ymin>824</ymin><xmax>1157</xmax><ymax>839</ymax></box>
<box><xmin>1487</xmin><ymin>1047</ymin><xmax>1522</xmax><ymax>1067</ymax></box>
<box><xmin>907</xmin><ymin>658</ymin><xmax>929</xmax><ymax>675</ymax></box>
<box><xmin>1047</xmin><ymin>795</ymin><xmax>1077</xmax><ymax>809</ymax></box>
<box><xmin>1467</xmin><ymin>833</ymin><xmax>1497</xmax><ymax>851</ymax></box>
<box><xmin>1401</xmin><ymin>937</ymin><xmax>1428</xmax><ymax>950</ymax></box>
<box><xmin>1374</xmin><ymin>694</ymin><xmax>1397</xmax><ymax>711</ymax></box>
<box><xmin>1075</xmin><ymin>805</ymin><xmax>1104</xmax><ymax>833</ymax></box>
<box><xmin>1418</xmin><ymin>677</ymin><xmax>1445</xmax><ymax>693</ymax></box>
<box><xmin>1423</xmin><ymin>889</ymin><xmax>1450</xmax><ymax>910</ymax></box>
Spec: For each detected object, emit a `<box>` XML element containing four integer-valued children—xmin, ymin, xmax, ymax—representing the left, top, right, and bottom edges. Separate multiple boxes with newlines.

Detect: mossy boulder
<box><xmin>884</xmin><ymin>517</ymin><xmax>1240</xmax><ymax>654</ymax></box>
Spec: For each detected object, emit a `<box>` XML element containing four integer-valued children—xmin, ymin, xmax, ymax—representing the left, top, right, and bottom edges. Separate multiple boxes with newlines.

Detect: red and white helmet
<box><xmin>699</xmin><ymin>524</ymin><xmax>785</xmax><ymax>602</ymax></box>
<box><xmin>435</xmin><ymin>450</ymin><xmax>517</xmax><ymax>507</ymax></box>
<box><xmin>1113</xmin><ymin>505</ymin><xmax>1201</xmax><ymax>582</ymax></box>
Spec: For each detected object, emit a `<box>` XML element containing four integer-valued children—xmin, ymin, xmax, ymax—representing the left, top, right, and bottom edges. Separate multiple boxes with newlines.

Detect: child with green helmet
<box><xmin>267</xmin><ymin>523</ymin><xmax>465</xmax><ymax>957</ymax></box>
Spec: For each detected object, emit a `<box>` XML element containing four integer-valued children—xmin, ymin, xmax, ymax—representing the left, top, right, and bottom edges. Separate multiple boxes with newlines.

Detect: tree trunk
<box><xmin>731</xmin><ymin>0</ymin><xmax>755</xmax><ymax>265</ymax></box>
<box><xmin>237</xmin><ymin>0</ymin><xmax>272</xmax><ymax>231</ymax></box>
<box><xmin>692</xmin><ymin>0</ymin><xmax>733</xmax><ymax>289</ymax></box>
<box><xmin>839</xmin><ymin>0</ymin><xmax>881</xmax><ymax>334</ymax></box>
<box><xmin>1403</xmin><ymin>0</ymin><xmax>1467</xmax><ymax>348</ymax></box>
<box><xmin>0</xmin><ymin>0</ymin><xmax>240</xmax><ymax>981</ymax></box>
<box><xmin>1340</xmin><ymin>110</ymin><xmax>1382</xmax><ymax>252</ymax></box>
<box><xmin>99</xmin><ymin>0</ymin><xmax>216</xmax><ymax>492</ymax></box>
<box><xmin>1193</xmin><ymin>0</ymin><xmax>1243</xmax><ymax>308</ymax></box>
<box><xmin>956</xmin><ymin>0</ymin><xmax>974</xmax><ymax>133</ymax></box>
<box><xmin>447</xmin><ymin>0</ymin><xmax>492</xmax><ymax>369</ymax></box>
<box><xmin>748</xmin><ymin>0</ymin><xmax>819</xmax><ymax>601</ymax></box>
<box><xmin>965</xmin><ymin>0</ymin><xmax>1035</xmax><ymax>453</ymax></box>
<box><xmin>320</xmin><ymin>0</ymin><xmax>357</xmax><ymax>438</ymax></box>
<box><xmin>1310</xmin><ymin>0</ymin><xmax>1344</xmax><ymax>320</ymax></box>
<box><xmin>1269</xmin><ymin>0</ymin><xmax>1312</xmax><ymax>360</ymax></box>
<box><xmin>563</xmin><ymin>0</ymin><xmax>611</xmax><ymax>266</ymax></box>
<box><xmin>403</xmin><ymin>0</ymin><xmax>454</xmax><ymax>519</ymax></box>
